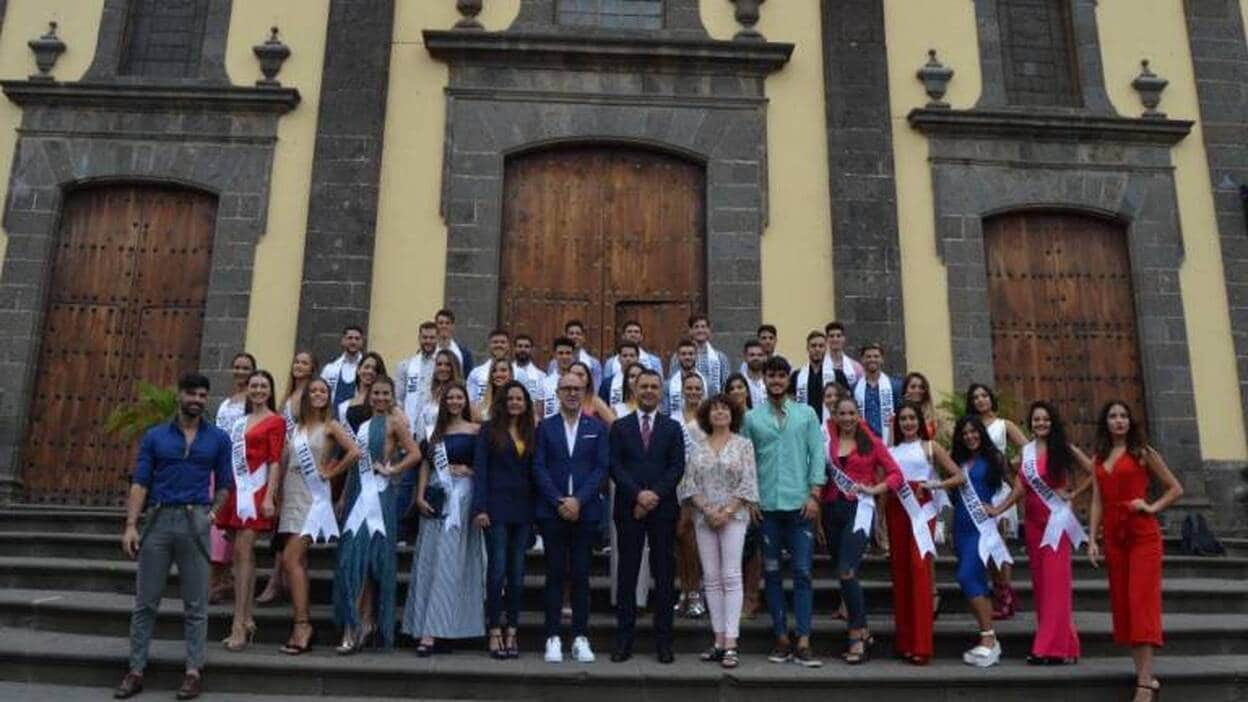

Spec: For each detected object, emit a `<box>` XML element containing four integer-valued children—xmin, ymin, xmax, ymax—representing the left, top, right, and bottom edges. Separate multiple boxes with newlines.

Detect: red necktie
<box><xmin>641</xmin><ymin>414</ymin><xmax>652</xmax><ymax>451</ymax></box>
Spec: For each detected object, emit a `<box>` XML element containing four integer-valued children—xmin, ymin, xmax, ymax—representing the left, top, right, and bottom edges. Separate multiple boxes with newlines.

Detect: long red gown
<box><xmin>1023</xmin><ymin>450</ymin><xmax>1080</xmax><ymax>658</ymax></box>
<box><xmin>1094</xmin><ymin>451</ymin><xmax>1163</xmax><ymax>647</ymax></box>
<box><xmin>216</xmin><ymin>413</ymin><xmax>286</xmax><ymax>532</ymax></box>
<box><xmin>885</xmin><ymin>491</ymin><xmax>935</xmax><ymax>659</ymax></box>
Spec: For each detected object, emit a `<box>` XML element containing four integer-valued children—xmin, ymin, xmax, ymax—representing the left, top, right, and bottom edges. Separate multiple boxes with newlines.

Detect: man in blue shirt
<box><xmin>115</xmin><ymin>372</ymin><xmax>233</xmax><ymax>701</ymax></box>
<box><xmin>852</xmin><ymin>343</ymin><xmax>904</xmax><ymax>445</ymax></box>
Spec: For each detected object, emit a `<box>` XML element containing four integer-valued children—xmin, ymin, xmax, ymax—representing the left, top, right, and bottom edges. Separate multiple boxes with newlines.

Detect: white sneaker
<box><xmin>545</xmin><ymin>636</ymin><xmax>563</xmax><ymax>663</ymax></box>
<box><xmin>962</xmin><ymin>637</ymin><xmax>1001</xmax><ymax>667</ymax></box>
<box><xmin>571</xmin><ymin>635</ymin><xmax>595</xmax><ymax>663</ymax></box>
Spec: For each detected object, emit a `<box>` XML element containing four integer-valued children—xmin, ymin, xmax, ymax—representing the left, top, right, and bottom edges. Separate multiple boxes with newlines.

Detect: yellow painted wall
<box><xmin>224</xmin><ymin>1</ymin><xmax>330</xmax><ymax>394</ymax></box>
<box><xmin>702</xmin><ymin>0</ymin><xmax>835</xmax><ymax>362</ymax></box>
<box><xmin>1097</xmin><ymin>0</ymin><xmax>1246</xmax><ymax>460</ymax></box>
<box><xmin>883</xmin><ymin>0</ymin><xmax>982</xmax><ymax>401</ymax></box>
<box><xmin>0</xmin><ymin>0</ymin><xmax>105</xmax><ymax>280</ymax></box>
<box><xmin>367</xmin><ymin>1</ymin><xmax>520</xmax><ymax>361</ymax></box>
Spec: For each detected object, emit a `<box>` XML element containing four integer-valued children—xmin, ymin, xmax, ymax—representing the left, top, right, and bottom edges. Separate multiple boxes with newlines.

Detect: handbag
<box><xmin>423</xmin><ymin>481</ymin><xmax>447</xmax><ymax>519</ymax></box>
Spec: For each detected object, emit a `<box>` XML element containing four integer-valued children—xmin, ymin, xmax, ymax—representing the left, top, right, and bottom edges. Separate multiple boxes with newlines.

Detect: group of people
<box><xmin>116</xmin><ymin>309</ymin><xmax>1181</xmax><ymax>702</ymax></box>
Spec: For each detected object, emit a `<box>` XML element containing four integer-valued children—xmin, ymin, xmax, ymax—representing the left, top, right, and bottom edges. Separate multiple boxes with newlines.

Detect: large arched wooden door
<box><xmin>499</xmin><ymin>146</ymin><xmax>706</xmax><ymax>363</ymax></box>
<box><xmin>22</xmin><ymin>185</ymin><xmax>216</xmax><ymax>504</ymax></box>
<box><xmin>984</xmin><ymin>211</ymin><xmax>1146</xmax><ymax>449</ymax></box>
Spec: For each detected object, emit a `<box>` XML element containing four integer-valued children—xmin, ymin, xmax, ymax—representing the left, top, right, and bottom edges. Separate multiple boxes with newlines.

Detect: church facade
<box><xmin>0</xmin><ymin>0</ymin><xmax>1243</xmax><ymax>528</ymax></box>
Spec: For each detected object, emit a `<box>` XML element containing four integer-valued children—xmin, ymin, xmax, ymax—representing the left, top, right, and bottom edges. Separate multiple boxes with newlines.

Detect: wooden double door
<box><xmin>499</xmin><ymin>146</ymin><xmax>706</xmax><ymax>365</ymax></box>
<box><xmin>984</xmin><ymin>211</ymin><xmax>1147</xmax><ymax>449</ymax></box>
<box><xmin>22</xmin><ymin>185</ymin><xmax>216</xmax><ymax>504</ymax></box>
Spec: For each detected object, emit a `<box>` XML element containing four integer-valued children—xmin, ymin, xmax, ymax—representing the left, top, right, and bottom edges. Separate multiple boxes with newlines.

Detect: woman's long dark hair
<box><xmin>965</xmin><ymin>382</ymin><xmax>998</xmax><ymax>415</ymax></box>
<box><xmin>297</xmin><ymin>377</ymin><xmax>333</xmax><ymax>427</ymax></box>
<box><xmin>1027</xmin><ymin>401</ymin><xmax>1072</xmax><ymax>485</ymax></box>
<box><xmin>1093</xmin><ymin>400</ymin><xmax>1148</xmax><ymax>461</ymax></box>
<box><xmin>245</xmin><ymin>370</ymin><xmax>278</xmax><ymax>414</ymax></box>
<box><xmin>488</xmin><ymin>380</ymin><xmax>535</xmax><ymax>456</ymax></box>
<box><xmin>723</xmin><ymin>372</ymin><xmax>753</xmax><ymax>410</ymax></box>
<box><xmin>833</xmin><ymin>396</ymin><xmax>874</xmax><ymax>457</ymax></box>
<box><xmin>951</xmin><ymin>414</ymin><xmax>1005</xmax><ymax>492</ymax></box>
<box><xmin>284</xmin><ymin>350</ymin><xmax>320</xmax><ymax>404</ymax></box>
<box><xmin>431</xmin><ymin>381</ymin><xmax>474</xmax><ymax>444</ymax></box>
<box><xmin>359</xmin><ymin>351</ymin><xmax>389</xmax><ymax>389</ymax></box>
<box><xmin>892</xmin><ymin>400</ymin><xmax>931</xmax><ymax>443</ymax></box>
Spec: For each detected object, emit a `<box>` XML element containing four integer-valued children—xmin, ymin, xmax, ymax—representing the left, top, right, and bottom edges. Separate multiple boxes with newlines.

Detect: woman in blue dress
<box><xmin>402</xmin><ymin>381</ymin><xmax>485</xmax><ymax>655</ymax></box>
<box><xmin>333</xmin><ymin>373</ymin><xmax>421</xmax><ymax>653</ymax></box>
<box><xmin>950</xmin><ymin>415</ymin><xmax>1010</xmax><ymax>668</ymax></box>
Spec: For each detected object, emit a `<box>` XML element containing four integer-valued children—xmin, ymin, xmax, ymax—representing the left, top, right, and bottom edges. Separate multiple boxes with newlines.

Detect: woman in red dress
<box><xmin>216</xmin><ymin>369</ymin><xmax>287</xmax><ymax>651</ymax></box>
<box><xmin>1088</xmin><ymin>401</ymin><xmax>1183</xmax><ymax>702</ymax></box>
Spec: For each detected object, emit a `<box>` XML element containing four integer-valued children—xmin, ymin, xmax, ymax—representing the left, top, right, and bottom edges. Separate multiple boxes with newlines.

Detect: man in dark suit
<box><xmin>608</xmin><ymin>369</ymin><xmax>686</xmax><ymax>663</ymax></box>
<box><xmin>533</xmin><ymin>371</ymin><xmax>610</xmax><ymax>664</ymax></box>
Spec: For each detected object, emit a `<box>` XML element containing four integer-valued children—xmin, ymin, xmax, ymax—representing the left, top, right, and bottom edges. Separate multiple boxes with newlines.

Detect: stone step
<box><xmin>1</xmin><ymin>629</ymin><xmax>1244</xmax><ymax>701</ymax></box>
<box><xmin>3</xmin><ymin>588</ymin><xmax>1246</xmax><ymax>659</ymax></box>
<box><xmin>5</xmin><ymin>530</ymin><xmax>1245</xmax><ymax>581</ymax></box>
<box><xmin>0</xmin><ymin>682</ymin><xmax>491</xmax><ymax>702</ymax></box>
<box><xmin>4</xmin><ymin>506</ymin><xmax>1247</xmax><ymax>558</ymax></box>
<box><xmin>2</xmin><ymin>556</ymin><xmax>1245</xmax><ymax>615</ymax></box>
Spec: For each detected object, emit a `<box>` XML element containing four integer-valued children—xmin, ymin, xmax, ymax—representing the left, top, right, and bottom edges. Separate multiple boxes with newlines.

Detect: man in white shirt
<box><xmin>542</xmin><ymin>337</ymin><xmax>579</xmax><ymax>418</ymax></box>
<box><xmin>605</xmin><ymin>320</ymin><xmax>663</xmax><ymax>377</ymax></box>
<box><xmin>668</xmin><ymin>315</ymin><xmax>729</xmax><ymax>395</ymax></box>
<box><xmin>435</xmin><ymin>308</ymin><xmax>473</xmax><ymax>372</ymax></box>
<box><xmin>548</xmin><ymin>319</ymin><xmax>602</xmax><ymax>394</ymax></box>
<box><xmin>600</xmin><ymin>341</ymin><xmax>640</xmax><ymax>407</ymax></box>
<box><xmin>395</xmin><ymin>321</ymin><xmax>439</xmax><ymax>435</ymax></box>
<box><xmin>824</xmin><ymin>321</ymin><xmax>864</xmax><ymax>389</ymax></box>
<box><xmin>512</xmin><ymin>333</ymin><xmax>547</xmax><ymax>409</ymax></box>
<box><xmin>467</xmin><ymin>329</ymin><xmax>511</xmax><ymax>404</ymax></box>
<box><xmin>321</xmin><ymin>325</ymin><xmax>365</xmax><ymax>406</ymax></box>
<box><xmin>665</xmin><ymin>338</ymin><xmax>705</xmax><ymax>416</ymax></box>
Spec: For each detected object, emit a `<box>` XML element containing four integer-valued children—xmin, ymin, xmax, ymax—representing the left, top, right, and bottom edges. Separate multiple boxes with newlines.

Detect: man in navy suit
<box><xmin>533</xmin><ymin>371</ymin><xmax>610</xmax><ymax>664</ymax></box>
<box><xmin>608</xmin><ymin>369</ymin><xmax>686</xmax><ymax>663</ymax></box>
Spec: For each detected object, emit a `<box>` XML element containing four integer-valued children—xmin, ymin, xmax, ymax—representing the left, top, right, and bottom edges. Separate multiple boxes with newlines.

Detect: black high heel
<box><xmin>280</xmin><ymin>620</ymin><xmax>317</xmax><ymax>655</ymax></box>
<box><xmin>488</xmin><ymin>631</ymin><xmax>506</xmax><ymax>660</ymax></box>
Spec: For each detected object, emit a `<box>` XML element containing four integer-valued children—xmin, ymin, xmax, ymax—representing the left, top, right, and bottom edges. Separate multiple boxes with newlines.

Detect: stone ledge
<box><xmin>424</xmin><ymin>30</ymin><xmax>793</xmax><ymax>75</ymax></box>
<box><xmin>0</xmin><ymin>81</ymin><xmax>301</xmax><ymax>114</ymax></box>
<box><xmin>908</xmin><ymin>107</ymin><xmax>1192</xmax><ymax>145</ymax></box>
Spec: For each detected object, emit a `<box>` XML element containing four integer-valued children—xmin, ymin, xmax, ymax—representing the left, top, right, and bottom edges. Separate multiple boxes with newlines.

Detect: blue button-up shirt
<box><xmin>132</xmin><ymin>419</ymin><xmax>233</xmax><ymax>505</ymax></box>
<box><xmin>858</xmin><ymin>375</ymin><xmax>904</xmax><ymax>438</ymax></box>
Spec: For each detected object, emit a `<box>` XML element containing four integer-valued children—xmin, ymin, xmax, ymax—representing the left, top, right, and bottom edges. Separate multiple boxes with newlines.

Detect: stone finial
<box><xmin>455</xmin><ymin>0</ymin><xmax>484</xmax><ymax>30</ymax></box>
<box><xmin>1131</xmin><ymin>59</ymin><xmax>1169</xmax><ymax>119</ymax></box>
<box><xmin>916</xmin><ymin>49</ymin><xmax>954</xmax><ymax>109</ymax></box>
<box><xmin>732</xmin><ymin>0</ymin><xmax>766</xmax><ymax>42</ymax></box>
<box><xmin>28</xmin><ymin>21</ymin><xmax>67</xmax><ymax>83</ymax></box>
<box><xmin>252</xmin><ymin>27</ymin><xmax>292</xmax><ymax>88</ymax></box>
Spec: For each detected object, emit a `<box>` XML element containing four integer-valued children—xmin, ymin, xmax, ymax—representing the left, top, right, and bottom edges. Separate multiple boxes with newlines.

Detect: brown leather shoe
<box><xmin>113</xmin><ymin>671</ymin><xmax>143</xmax><ymax>699</ymax></box>
<box><xmin>175</xmin><ymin>672</ymin><xmax>202</xmax><ymax>700</ymax></box>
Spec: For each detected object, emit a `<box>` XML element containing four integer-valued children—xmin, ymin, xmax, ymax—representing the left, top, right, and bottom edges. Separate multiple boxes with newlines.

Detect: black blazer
<box><xmin>608</xmin><ymin>411</ymin><xmax>686</xmax><ymax>520</ymax></box>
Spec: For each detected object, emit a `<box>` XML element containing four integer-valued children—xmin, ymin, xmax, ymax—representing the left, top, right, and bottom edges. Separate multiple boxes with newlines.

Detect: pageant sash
<box><xmin>957</xmin><ymin>467</ymin><xmax>1013</xmax><ymax>568</ymax></box>
<box><xmin>402</xmin><ymin>355</ymin><xmax>433</xmax><ymax>429</ymax></box>
<box><xmin>826</xmin><ymin>351</ymin><xmax>858</xmax><ymax>387</ymax></box>
<box><xmin>292</xmin><ymin>428</ymin><xmax>339</xmax><ymax>542</ymax></box>
<box><xmin>325</xmin><ymin>354</ymin><xmax>358</xmax><ymax>398</ymax></box>
<box><xmin>513</xmin><ymin>362</ymin><xmax>544</xmax><ymax>403</ymax></box>
<box><xmin>282</xmin><ymin>401</ymin><xmax>297</xmax><ymax>439</ymax></box>
<box><xmin>667</xmin><ymin>369</ymin><xmax>705</xmax><ymax>416</ymax></box>
<box><xmin>1021</xmin><ymin>442</ymin><xmax>1087</xmax><ymax>551</ymax></box>
<box><xmin>746</xmin><ymin>374</ymin><xmax>767</xmax><ymax>409</ymax></box>
<box><xmin>697</xmin><ymin>343</ymin><xmax>723</xmax><ymax>393</ymax></box>
<box><xmin>432</xmin><ymin>440</ymin><xmax>466</xmax><ymax>532</ymax></box>
<box><xmin>469</xmin><ymin>361</ymin><xmax>491</xmax><ymax>404</ymax></box>
<box><xmin>229</xmin><ymin>417</ymin><xmax>266</xmax><ymax>523</ymax></box>
<box><xmin>609</xmin><ymin>372</ymin><xmax>625</xmax><ymax>405</ymax></box>
<box><xmin>342</xmin><ymin>419</ymin><xmax>386</xmax><ymax>538</ymax></box>
<box><xmin>828</xmin><ymin>462</ymin><xmax>875</xmax><ymax>536</ymax></box>
<box><xmin>543</xmin><ymin>376</ymin><xmax>560</xmax><ymax>418</ymax></box>
<box><xmin>854</xmin><ymin>378</ymin><xmax>895</xmax><ymax>445</ymax></box>
<box><xmin>894</xmin><ymin>481</ymin><xmax>937</xmax><ymax>559</ymax></box>
<box><xmin>796</xmin><ymin>365</ymin><xmax>814</xmax><ymax>405</ymax></box>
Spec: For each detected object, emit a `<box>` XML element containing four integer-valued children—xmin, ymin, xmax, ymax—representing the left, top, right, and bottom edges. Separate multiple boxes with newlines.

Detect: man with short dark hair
<box><xmin>741</xmin><ymin>324</ymin><xmax>782</xmax><ymax>375</ymax></box>
<box><xmin>605</xmin><ymin>320</ymin><xmax>663</xmax><ymax>377</ymax></box>
<box><xmin>396</xmin><ymin>321</ymin><xmax>439</xmax><ymax>435</ymax></box>
<box><xmin>853</xmin><ymin>343</ymin><xmax>903</xmax><ymax>445</ymax></box>
<box><xmin>116</xmin><ymin>373</ymin><xmax>233</xmax><ymax>700</ymax></box>
<box><xmin>435</xmin><ymin>308</ymin><xmax>474</xmax><ymax>372</ymax></box>
<box><xmin>547</xmin><ymin>319</ymin><xmax>603</xmax><ymax>394</ymax></box>
<box><xmin>743</xmin><ymin>356</ymin><xmax>826</xmax><ymax>668</ymax></box>
<box><xmin>322</xmin><ymin>325</ymin><xmax>365</xmax><ymax>405</ymax></box>
<box><xmin>665</xmin><ymin>338</ymin><xmax>705</xmax><ymax>416</ymax></box>
<box><xmin>824</xmin><ymin>321</ymin><xmax>864</xmax><ymax>388</ymax></box>
<box><xmin>512</xmin><ymin>333</ymin><xmax>547</xmax><ymax>407</ymax></box>
<box><xmin>669</xmin><ymin>314</ymin><xmax>729</xmax><ymax>394</ymax></box>
<box><xmin>600</xmin><ymin>341</ymin><xmax>640</xmax><ymax>407</ymax></box>
<box><xmin>542</xmin><ymin>336</ymin><xmax>579</xmax><ymax>418</ymax></box>
<box><xmin>742</xmin><ymin>339</ymin><xmax>768</xmax><ymax>408</ymax></box>
<box><xmin>608</xmin><ymin>369</ymin><xmax>685</xmax><ymax>664</ymax></box>
<box><xmin>789</xmin><ymin>331</ymin><xmax>829</xmax><ymax>420</ymax></box>
<box><xmin>467</xmin><ymin>329</ymin><xmax>512</xmax><ymax>404</ymax></box>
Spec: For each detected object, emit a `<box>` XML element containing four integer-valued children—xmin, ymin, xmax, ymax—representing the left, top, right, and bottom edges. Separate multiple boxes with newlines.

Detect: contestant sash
<box><xmin>957</xmin><ymin>466</ymin><xmax>1013</xmax><ymax>568</ymax></box>
<box><xmin>823</xmin><ymin>431</ymin><xmax>874</xmax><ymax>535</ymax></box>
<box><xmin>696</xmin><ymin>343</ymin><xmax>723</xmax><ymax>392</ymax></box>
<box><xmin>826</xmin><ymin>351</ymin><xmax>858</xmax><ymax>387</ymax></box>
<box><xmin>667</xmin><ymin>369</ymin><xmax>705</xmax><ymax>416</ymax></box>
<box><xmin>342</xmin><ymin>419</ymin><xmax>386</xmax><ymax>538</ymax></box>
<box><xmin>854</xmin><ymin>378</ymin><xmax>895</xmax><ymax>445</ymax></box>
<box><xmin>432</xmin><ymin>440</ymin><xmax>467</xmax><ymax>532</ymax></box>
<box><xmin>1021</xmin><ymin>442</ymin><xmax>1087</xmax><ymax>551</ymax></box>
<box><xmin>229</xmin><ymin>417</ymin><xmax>266</xmax><ymax>522</ymax></box>
<box><xmin>609</xmin><ymin>372</ymin><xmax>625</xmax><ymax>405</ymax></box>
<box><xmin>292</xmin><ymin>428</ymin><xmax>338</xmax><ymax>542</ymax></box>
<box><xmin>894</xmin><ymin>481</ymin><xmax>937</xmax><ymax>559</ymax></box>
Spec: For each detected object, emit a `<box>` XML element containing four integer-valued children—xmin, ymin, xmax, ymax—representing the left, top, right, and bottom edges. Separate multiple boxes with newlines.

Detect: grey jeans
<box><xmin>128</xmin><ymin>504</ymin><xmax>212</xmax><ymax>673</ymax></box>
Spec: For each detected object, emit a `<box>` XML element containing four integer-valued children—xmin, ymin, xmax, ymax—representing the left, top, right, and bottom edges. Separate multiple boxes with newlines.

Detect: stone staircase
<box><xmin>1</xmin><ymin>504</ymin><xmax>1246</xmax><ymax>700</ymax></box>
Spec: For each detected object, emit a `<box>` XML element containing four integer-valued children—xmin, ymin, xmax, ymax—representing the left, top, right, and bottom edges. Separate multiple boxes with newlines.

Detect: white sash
<box><xmin>336</xmin><ymin>399</ymin><xmax>351</xmax><ymax>425</ymax></box>
<box><xmin>894</xmin><ymin>481</ymin><xmax>937</xmax><ymax>559</ymax></box>
<box><xmin>324</xmin><ymin>354</ymin><xmax>359</xmax><ymax>397</ymax></box>
<box><xmin>667</xmin><ymin>369</ymin><xmax>705</xmax><ymax>415</ymax></box>
<box><xmin>823</xmin><ymin>429</ymin><xmax>873</xmax><ymax>534</ymax></box>
<box><xmin>292</xmin><ymin>428</ymin><xmax>339</xmax><ymax>542</ymax></box>
<box><xmin>697</xmin><ymin>343</ymin><xmax>723</xmax><ymax>392</ymax></box>
<box><xmin>746</xmin><ymin>374</ymin><xmax>767</xmax><ymax>408</ymax></box>
<box><xmin>957</xmin><ymin>464</ymin><xmax>1013</xmax><ymax>568</ymax></box>
<box><xmin>543</xmin><ymin>375</ymin><xmax>560</xmax><ymax>418</ymax></box>
<box><xmin>282</xmin><ymin>401</ymin><xmax>297</xmax><ymax>439</ymax></box>
<box><xmin>795</xmin><ymin>364</ymin><xmax>815</xmax><ymax>405</ymax></box>
<box><xmin>432</xmin><ymin>440</ymin><xmax>468</xmax><ymax>532</ymax></box>
<box><xmin>1021</xmin><ymin>442</ymin><xmax>1087</xmax><ymax>551</ymax></box>
<box><xmin>402</xmin><ymin>354</ymin><xmax>433</xmax><ymax>429</ymax></box>
<box><xmin>826</xmin><ymin>351</ymin><xmax>858</xmax><ymax>387</ymax></box>
<box><xmin>513</xmin><ymin>362</ymin><xmax>545</xmax><ymax>402</ymax></box>
<box><xmin>609</xmin><ymin>372</ymin><xmax>625</xmax><ymax>405</ymax></box>
<box><xmin>854</xmin><ymin>377</ymin><xmax>895</xmax><ymax>445</ymax></box>
<box><xmin>342</xmin><ymin>419</ymin><xmax>386</xmax><ymax>538</ymax></box>
<box><xmin>229</xmin><ymin>417</ymin><xmax>266</xmax><ymax>522</ymax></box>
<box><xmin>469</xmin><ymin>361</ymin><xmax>491</xmax><ymax>403</ymax></box>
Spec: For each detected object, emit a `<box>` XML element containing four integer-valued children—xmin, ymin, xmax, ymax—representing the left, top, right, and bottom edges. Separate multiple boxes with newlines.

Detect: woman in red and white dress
<box><xmin>216</xmin><ymin>369</ymin><xmax>286</xmax><ymax>651</ymax></box>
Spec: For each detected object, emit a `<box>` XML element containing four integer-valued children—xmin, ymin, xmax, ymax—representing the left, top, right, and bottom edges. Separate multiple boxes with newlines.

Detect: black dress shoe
<box><xmin>610</xmin><ymin>649</ymin><xmax>633</xmax><ymax>662</ymax></box>
<box><xmin>657</xmin><ymin>648</ymin><xmax>675</xmax><ymax>664</ymax></box>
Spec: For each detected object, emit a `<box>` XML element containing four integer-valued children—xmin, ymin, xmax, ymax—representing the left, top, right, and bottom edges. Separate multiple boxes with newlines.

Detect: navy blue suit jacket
<box><xmin>471</xmin><ymin>430</ymin><xmax>534</xmax><ymax>524</ymax></box>
<box><xmin>532</xmin><ymin>413</ymin><xmax>609</xmax><ymax>523</ymax></box>
<box><xmin>609</xmin><ymin>411</ymin><xmax>686</xmax><ymax>521</ymax></box>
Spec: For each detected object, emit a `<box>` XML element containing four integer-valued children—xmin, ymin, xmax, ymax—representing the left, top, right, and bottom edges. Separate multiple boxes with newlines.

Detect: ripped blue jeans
<box><xmin>760</xmin><ymin>509</ymin><xmax>815</xmax><ymax>638</ymax></box>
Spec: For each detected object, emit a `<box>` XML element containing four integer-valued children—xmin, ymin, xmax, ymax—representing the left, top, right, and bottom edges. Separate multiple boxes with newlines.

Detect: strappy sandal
<box><xmin>223</xmin><ymin>620</ymin><xmax>256</xmax><ymax>652</ymax></box>
<box><xmin>505</xmin><ymin>628</ymin><xmax>519</xmax><ymax>659</ymax></box>
<box><xmin>700</xmin><ymin>646</ymin><xmax>725</xmax><ymax>662</ymax></box>
<box><xmin>280</xmin><ymin>619</ymin><xmax>316</xmax><ymax>655</ymax></box>
<box><xmin>488</xmin><ymin>630</ymin><xmax>506</xmax><ymax>660</ymax></box>
<box><xmin>843</xmin><ymin>635</ymin><xmax>869</xmax><ymax>665</ymax></box>
<box><xmin>720</xmin><ymin>648</ymin><xmax>740</xmax><ymax>669</ymax></box>
<box><xmin>415</xmin><ymin>639</ymin><xmax>435</xmax><ymax>657</ymax></box>
<box><xmin>1134</xmin><ymin>680</ymin><xmax>1161</xmax><ymax>702</ymax></box>
<box><xmin>336</xmin><ymin>628</ymin><xmax>360</xmax><ymax>656</ymax></box>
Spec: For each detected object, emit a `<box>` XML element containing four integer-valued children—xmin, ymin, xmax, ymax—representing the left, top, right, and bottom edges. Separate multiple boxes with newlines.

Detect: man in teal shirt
<box><xmin>743</xmin><ymin>356</ymin><xmax>826</xmax><ymax>668</ymax></box>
